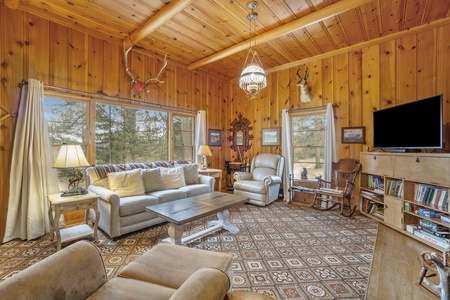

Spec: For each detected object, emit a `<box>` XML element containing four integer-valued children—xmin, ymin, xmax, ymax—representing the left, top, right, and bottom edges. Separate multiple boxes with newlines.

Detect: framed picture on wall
<box><xmin>208</xmin><ymin>129</ymin><xmax>222</xmax><ymax>146</ymax></box>
<box><xmin>342</xmin><ymin>127</ymin><xmax>365</xmax><ymax>144</ymax></box>
<box><xmin>262</xmin><ymin>128</ymin><xmax>280</xmax><ymax>146</ymax></box>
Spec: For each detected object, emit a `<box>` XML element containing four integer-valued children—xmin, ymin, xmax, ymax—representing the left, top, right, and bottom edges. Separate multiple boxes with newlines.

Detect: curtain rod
<box><xmin>21</xmin><ymin>80</ymin><xmax>197</xmax><ymax>114</ymax></box>
<box><xmin>288</xmin><ymin>104</ymin><xmax>331</xmax><ymax>113</ymax></box>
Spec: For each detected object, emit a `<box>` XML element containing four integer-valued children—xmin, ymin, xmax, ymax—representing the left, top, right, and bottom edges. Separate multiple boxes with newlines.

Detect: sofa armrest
<box><xmin>263</xmin><ymin>175</ymin><xmax>282</xmax><ymax>186</ymax></box>
<box><xmin>0</xmin><ymin>241</ymin><xmax>107</xmax><ymax>300</ymax></box>
<box><xmin>234</xmin><ymin>172</ymin><xmax>253</xmax><ymax>181</ymax></box>
<box><xmin>169</xmin><ymin>268</ymin><xmax>230</xmax><ymax>300</ymax></box>
<box><xmin>88</xmin><ymin>185</ymin><xmax>120</xmax><ymax>205</ymax></box>
<box><xmin>198</xmin><ymin>175</ymin><xmax>215</xmax><ymax>192</ymax></box>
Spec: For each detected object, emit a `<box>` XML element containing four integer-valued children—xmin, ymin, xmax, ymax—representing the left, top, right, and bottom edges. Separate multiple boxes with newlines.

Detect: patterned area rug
<box><xmin>0</xmin><ymin>200</ymin><xmax>378</xmax><ymax>299</ymax></box>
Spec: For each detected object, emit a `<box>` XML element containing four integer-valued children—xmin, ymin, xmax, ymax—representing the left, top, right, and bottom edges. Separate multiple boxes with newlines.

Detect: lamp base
<box><xmin>61</xmin><ymin>187</ymin><xmax>88</xmax><ymax>197</ymax></box>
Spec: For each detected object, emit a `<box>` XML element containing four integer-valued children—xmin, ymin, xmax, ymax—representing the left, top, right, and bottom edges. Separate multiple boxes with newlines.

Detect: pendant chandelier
<box><xmin>239</xmin><ymin>1</ymin><xmax>266</xmax><ymax>98</ymax></box>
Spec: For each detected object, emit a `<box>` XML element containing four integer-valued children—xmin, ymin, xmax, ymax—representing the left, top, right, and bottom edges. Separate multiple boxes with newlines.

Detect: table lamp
<box><xmin>197</xmin><ymin>145</ymin><xmax>212</xmax><ymax>170</ymax></box>
<box><xmin>53</xmin><ymin>144</ymin><xmax>90</xmax><ymax>197</ymax></box>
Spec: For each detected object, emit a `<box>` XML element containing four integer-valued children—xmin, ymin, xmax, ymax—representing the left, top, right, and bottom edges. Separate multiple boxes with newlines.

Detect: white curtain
<box><xmin>3</xmin><ymin>79</ymin><xmax>59</xmax><ymax>243</ymax></box>
<box><xmin>324</xmin><ymin>103</ymin><xmax>337</xmax><ymax>182</ymax></box>
<box><xmin>281</xmin><ymin>109</ymin><xmax>292</xmax><ymax>203</ymax></box>
<box><xmin>194</xmin><ymin>110</ymin><xmax>207</xmax><ymax>164</ymax></box>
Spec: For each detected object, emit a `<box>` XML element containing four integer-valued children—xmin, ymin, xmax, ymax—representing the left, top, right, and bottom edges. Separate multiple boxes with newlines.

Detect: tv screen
<box><xmin>373</xmin><ymin>94</ymin><xmax>443</xmax><ymax>150</ymax></box>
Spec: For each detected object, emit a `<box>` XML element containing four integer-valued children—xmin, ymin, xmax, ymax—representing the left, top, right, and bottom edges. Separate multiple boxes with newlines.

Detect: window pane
<box><xmin>96</xmin><ymin>103</ymin><xmax>169</xmax><ymax>164</ymax></box>
<box><xmin>44</xmin><ymin>98</ymin><xmax>87</xmax><ymax>144</ymax></box>
<box><xmin>173</xmin><ymin>115</ymin><xmax>194</xmax><ymax>163</ymax></box>
<box><xmin>291</xmin><ymin>112</ymin><xmax>326</xmax><ymax>178</ymax></box>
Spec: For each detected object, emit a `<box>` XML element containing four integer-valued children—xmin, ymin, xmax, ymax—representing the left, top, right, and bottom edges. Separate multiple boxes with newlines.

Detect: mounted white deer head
<box><xmin>296</xmin><ymin>67</ymin><xmax>312</xmax><ymax>103</ymax></box>
<box><xmin>124</xmin><ymin>45</ymin><xmax>168</xmax><ymax>93</ymax></box>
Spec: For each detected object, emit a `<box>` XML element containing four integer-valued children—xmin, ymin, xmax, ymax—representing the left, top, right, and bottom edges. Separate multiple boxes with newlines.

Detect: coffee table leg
<box><xmin>167</xmin><ymin>223</ymin><xmax>183</xmax><ymax>245</ymax></box>
<box><xmin>210</xmin><ymin>209</ymin><xmax>240</xmax><ymax>234</ymax></box>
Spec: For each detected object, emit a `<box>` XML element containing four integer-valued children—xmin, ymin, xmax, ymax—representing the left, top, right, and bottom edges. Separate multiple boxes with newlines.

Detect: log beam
<box><xmin>187</xmin><ymin>0</ymin><xmax>373</xmax><ymax>71</ymax></box>
<box><xmin>123</xmin><ymin>0</ymin><xmax>194</xmax><ymax>49</ymax></box>
<box><xmin>3</xmin><ymin>0</ymin><xmax>20</xmax><ymax>9</ymax></box>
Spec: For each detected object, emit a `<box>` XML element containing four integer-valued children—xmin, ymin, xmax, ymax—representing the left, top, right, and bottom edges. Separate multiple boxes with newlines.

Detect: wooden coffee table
<box><xmin>146</xmin><ymin>192</ymin><xmax>249</xmax><ymax>245</ymax></box>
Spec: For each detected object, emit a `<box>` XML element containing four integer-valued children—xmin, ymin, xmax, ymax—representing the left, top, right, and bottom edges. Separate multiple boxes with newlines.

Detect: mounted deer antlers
<box><xmin>124</xmin><ymin>45</ymin><xmax>168</xmax><ymax>93</ymax></box>
<box><xmin>296</xmin><ymin>67</ymin><xmax>312</xmax><ymax>103</ymax></box>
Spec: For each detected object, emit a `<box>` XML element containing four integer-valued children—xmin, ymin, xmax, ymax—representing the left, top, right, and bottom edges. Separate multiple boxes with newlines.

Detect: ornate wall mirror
<box><xmin>228</xmin><ymin>113</ymin><xmax>253</xmax><ymax>156</ymax></box>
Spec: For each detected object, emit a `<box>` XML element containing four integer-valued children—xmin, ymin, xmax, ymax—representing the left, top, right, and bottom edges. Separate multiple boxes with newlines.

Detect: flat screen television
<box><xmin>373</xmin><ymin>94</ymin><xmax>443</xmax><ymax>150</ymax></box>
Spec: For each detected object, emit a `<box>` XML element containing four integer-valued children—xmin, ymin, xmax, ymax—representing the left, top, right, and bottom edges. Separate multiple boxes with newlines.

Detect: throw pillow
<box><xmin>142</xmin><ymin>168</ymin><xmax>165</xmax><ymax>193</ymax></box>
<box><xmin>183</xmin><ymin>164</ymin><xmax>199</xmax><ymax>185</ymax></box>
<box><xmin>107</xmin><ymin>169</ymin><xmax>145</xmax><ymax>197</ymax></box>
<box><xmin>160</xmin><ymin>167</ymin><xmax>186</xmax><ymax>189</ymax></box>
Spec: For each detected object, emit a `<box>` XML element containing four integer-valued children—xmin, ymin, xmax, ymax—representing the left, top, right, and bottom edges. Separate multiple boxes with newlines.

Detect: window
<box><xmin>45</xmin><ymin>97</ymin><xmax>88</xmax><ymax>147</ymax></box>
<box><xmin>95</xmin><ymin>103</ymin><xmax>170</xmax><ymax>164</ymax></box>
<box><xmin>291</xmin><ymin>109</ymin><xmax>326</xmax><ymax>179</ymax></box>
<box><xmin>173</xmin><ymin>114</ymin><xmax>194</xmax><ymax>162</ymax></box>
<box><xmin>44</xmin><ymin>94</ymin><xmax>196</xmax><ymax>166</ymax></box>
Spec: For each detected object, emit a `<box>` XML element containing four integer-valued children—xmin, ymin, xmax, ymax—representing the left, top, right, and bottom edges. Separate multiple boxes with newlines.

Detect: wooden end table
<box><xmin>47</xmin><ymin>191</ymin><xmax>100</xmax><ymax>251</ymax></box>
<box><xmin>198</xmin><ymin>168</ymin><xmax>223</xmax><ymax>191</ymax></box>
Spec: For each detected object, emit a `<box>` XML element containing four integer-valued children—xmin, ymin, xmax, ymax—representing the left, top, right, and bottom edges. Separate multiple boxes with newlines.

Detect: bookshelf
<box><xmin>360</xmin><ymin>152</ymin><xmax>450</xmax><ymax>252</ymax></box>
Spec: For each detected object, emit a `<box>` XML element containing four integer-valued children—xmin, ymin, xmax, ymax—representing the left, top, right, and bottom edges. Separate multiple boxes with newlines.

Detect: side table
<box><xmin>47</xmin><ymin>191</ymin><xmax>100</xmax><ymax>251</ymax></box>
<box><xmin>198</xmin><ymin>168</ymin><xmax>223</xmax><ymax>191</ymax></box>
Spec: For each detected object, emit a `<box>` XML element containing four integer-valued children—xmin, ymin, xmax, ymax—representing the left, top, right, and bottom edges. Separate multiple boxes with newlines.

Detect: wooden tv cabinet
<box><xmin>359</xmin><ymin>151</ymin><xmax>450</xmax><ymax>252</ymax></box>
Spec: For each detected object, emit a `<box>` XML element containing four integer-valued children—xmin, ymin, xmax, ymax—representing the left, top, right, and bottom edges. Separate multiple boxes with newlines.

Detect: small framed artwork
<box><xmin>208</xmin><ymin>129</ymin><xmax>222</xmax><ymax>146</ymax></box>
<box><xmin>262</xmin><ymin>128</ymin><xmax>281</xmax><ymax>146</ymax></box>
<box><xmin>342</xmin><ymin>127</ymin><xmax>365</xmax><ymax>144</ymax></box>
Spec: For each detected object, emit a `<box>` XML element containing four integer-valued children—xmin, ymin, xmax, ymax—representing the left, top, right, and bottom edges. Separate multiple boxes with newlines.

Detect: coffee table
<box><xmin>146</xmin><ymin>192</ymin><xmax>249</xmax><ymax>245</ymax></box>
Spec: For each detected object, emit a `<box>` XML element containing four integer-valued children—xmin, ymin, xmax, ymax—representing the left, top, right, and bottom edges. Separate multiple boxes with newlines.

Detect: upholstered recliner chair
<box><xmin>233</xmin><ymin>153</ymin><xmax>284</xmax><ymax>206</ymax></box>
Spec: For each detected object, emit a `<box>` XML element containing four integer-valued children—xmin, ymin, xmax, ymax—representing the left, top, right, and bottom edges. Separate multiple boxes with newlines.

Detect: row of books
<box><xmin>361</xmin><ymin>190</ymin><xmax>383</xmax><ymax>201</ymax></box>
<box><xmin>407</xmin><ymin>223</ymin><xmax>450</xmax><ymax>249</ymax></box>
<box><xmin>386</xmin><ymin>179</ymin><xmax>403</xmax><ymax>197</ymax></box>
<box><xmin>414</xmin><ymin>183</ymin><xmax>448</xmax><ymax>209</ymax></box>
<box><xmin>361</xmin><ymin>199</ymin><xmax>384</xmax><ymax>219</ymax></box>
<box><xmin>366</xmin><ymin>175</ymin><xmax>384</xmax><ymax>193</ymax></box>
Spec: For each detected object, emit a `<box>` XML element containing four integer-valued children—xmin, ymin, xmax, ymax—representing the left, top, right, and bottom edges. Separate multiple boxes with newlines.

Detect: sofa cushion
<box><xmin>119</xmin><ymin>195</ymin><xmax>159</xmax><ymax>217</ymax></box>
<box><xmin>118</xmin><ymin>243</ymin><xmax>233</xmax><ymax>290</ymax></box>
<box><xmin>148</xmin><ymin>189</ymin><xmax>187</xmax><ymax>204</ymax></box>
<box><xmin>142</xmin><ymin>168</ymin><xmax>165</xmax><ymax>193</ymax></box>
<box><xmin>178</xmin><ymin>184</ymin><xmax>211</xmax><ymax>197</ymax></box>
<box><xmin>88</xmin><ymin>277</ymin><xmax>176</xmax><ymax>300</ymax></box>
<box><xmin>161</xmin><ymin>167</ymin><xmax>186</xmax><ymax>189</ymax></box>
<box><xmin>108</xmin><ymin>169</ymin><xmax>145</xmax><ymax>197</ymax></box>
<box><xmin>183</xmin><ymin>164</ymin><xmax>199</xmax><ymax>185</ymax></box>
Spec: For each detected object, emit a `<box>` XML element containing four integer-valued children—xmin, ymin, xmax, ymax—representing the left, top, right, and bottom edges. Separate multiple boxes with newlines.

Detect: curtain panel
<box><xmin>3</xmin><ymin>79</ymin><xmax>59</xmax><ymax>243</ymax></box>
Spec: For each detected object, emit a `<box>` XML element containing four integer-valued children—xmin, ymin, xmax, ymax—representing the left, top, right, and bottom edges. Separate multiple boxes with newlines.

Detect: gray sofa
<box><xmin>86</xmin><ymin>161</ymin><xmax>215</xmax><ymax>238</ymax></box>
<box><xmin>0</xmin><ymin>240</ymin><xmax>233</xmax><ymax>300</ymax></box>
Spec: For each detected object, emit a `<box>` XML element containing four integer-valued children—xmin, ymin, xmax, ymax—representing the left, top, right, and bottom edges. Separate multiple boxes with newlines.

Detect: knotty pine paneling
<box><xmin>228</xmin><ymin>24</ymin><xmax>450</xmax><ymax>208</ymax></box>
<box><xmin>3</xmin><ymin>2</ymin><xmax>450</xmax><ymax>241</ymax></box>
<box><xmin>0</xmin><ymin>4</ymin><xmax>229</xmax><ymax>242</ymax></box>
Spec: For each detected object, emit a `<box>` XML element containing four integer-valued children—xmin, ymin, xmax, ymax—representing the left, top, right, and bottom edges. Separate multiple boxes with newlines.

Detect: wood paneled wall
<box><xmin>227</xmin><ymin>26</ymin><xmax>450</xmax><ymax>162</ymax></box>
<box><xmin>2</xmin><ymin>2</ymin><xmax>450</xmax><ymax>242</ymax></box>
<box><xmin>0</xmin><ymin>3</ymin><xmax>229</xmax><ymax>242</ymax></box>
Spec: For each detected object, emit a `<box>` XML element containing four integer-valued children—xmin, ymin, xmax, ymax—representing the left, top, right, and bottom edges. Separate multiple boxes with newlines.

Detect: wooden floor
<box><xmin>367</xmin><ymin>223</ymin><xmax>440</xmax><ymax>300</ymax></box>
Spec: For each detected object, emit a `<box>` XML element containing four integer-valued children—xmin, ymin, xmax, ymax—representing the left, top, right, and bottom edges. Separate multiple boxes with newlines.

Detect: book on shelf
<box><xmin>367</xmin><ymin>175</ymin><xmax>384</xmax><ymax>192</ymax></box>
<box><xmin>419</xmin><ymin>219</ymin><xmax>449</xmax><ymax>232</ymax></box>
<box><xmin>417</xmin><ymin>226</ymin><xmax>450</xmax><ymax>239</ymax></box>
<box><xmin>441</xmin><ymin>215</ymin><xmax>450</xmax><ymax>225</ymax></box>
<box><xmin>413</xmin><ymin>228</ymin><xmax>450</xmax><ymax>249</ymax></box>
<box><xmin>414</xmin><ymin>184</ymin><xmax>449</xmax><ymax>209</ymax></box>
<box><xmin>418</xmin><ymin>208</ymin><xmax>445</xmax><ymax>219</ymax></box>
<box><xmin>387</xmin><ymin>179</ymin><xmax>403</xmax><ymax>197</ymax></box>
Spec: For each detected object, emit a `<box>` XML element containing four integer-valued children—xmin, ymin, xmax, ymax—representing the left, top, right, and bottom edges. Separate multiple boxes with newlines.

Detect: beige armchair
<box><xmin>233</xmin><ymin>153</ymin><xmax>284</xmax><ymax>206</ymax></box>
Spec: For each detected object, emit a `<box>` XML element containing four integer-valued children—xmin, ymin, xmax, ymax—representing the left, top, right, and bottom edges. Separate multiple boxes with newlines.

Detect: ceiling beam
<box><xmin>187</xmin><ymin>0</ymin><xmax>373</xmax><ymax>71</ymax></box>
<box><xmin>3</xmin><ymin>0</ymin><xmax>20</xmax><ymax>9</ymax></box>
<box><xmin>123</xmin><ymin>0</ymin><xmax>195</xmax><ymax>49</ymax></box>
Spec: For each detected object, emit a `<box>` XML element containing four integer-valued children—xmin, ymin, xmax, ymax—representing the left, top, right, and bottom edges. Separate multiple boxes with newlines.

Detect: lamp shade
<box><xmin>53</xmin><ymin>145</ymin><xmax>90</xmax><ymax>169</ymax></box>
<box><xmin>197</xmin><ymin>145</ymin><xmax>212</xmax><ymax>157</ymax></box>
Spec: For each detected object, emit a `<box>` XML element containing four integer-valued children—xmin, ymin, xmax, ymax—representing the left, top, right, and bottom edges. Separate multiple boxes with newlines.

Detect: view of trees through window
<box><xmin>44</xmin><ymin>96</ymin><xmax>195</xmax><ymax>167</ymax></box>
<box><xmin>96</xmin><ymin>103</ymin><xmax>170</xmax><ymax>164</ymax></box>
<box><xmin>291</xmin><ymin>112</ymin><xmax>326</xmax><ymax>179</ymax></box>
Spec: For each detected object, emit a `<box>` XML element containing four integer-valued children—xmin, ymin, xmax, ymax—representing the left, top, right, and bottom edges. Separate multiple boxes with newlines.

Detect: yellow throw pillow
<box><xmin>107</xmin><ymin>169</ymin><xmax>145</xmax><ymax>197</ymax></box>
<box><xmin>160</xmin><ymin>167</ymin><xmax>186</xmax><ymax>189</ymax></box>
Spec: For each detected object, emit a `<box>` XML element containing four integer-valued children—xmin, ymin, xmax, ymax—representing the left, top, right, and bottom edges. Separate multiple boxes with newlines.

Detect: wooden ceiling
<box><xmin>4</xmin><ymin>0</ymin><xmax>450</xmax><ymax>79</ymax></box>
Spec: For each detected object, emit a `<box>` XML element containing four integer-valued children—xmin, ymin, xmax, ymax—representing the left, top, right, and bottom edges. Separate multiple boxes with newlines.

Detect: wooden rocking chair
<box><xmin>310</xmin><ymin>158</ymin><xmax>361</xmax><ymax>217</ymax></box>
